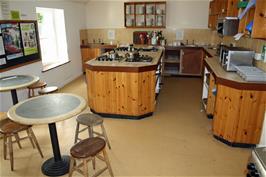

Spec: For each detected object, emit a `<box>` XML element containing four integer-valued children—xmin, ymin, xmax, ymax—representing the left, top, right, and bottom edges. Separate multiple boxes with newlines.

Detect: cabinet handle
<box><xmin>259</xmin><ymin>13</ymin><xmax>266</xmax><ymax>18</ymax></box>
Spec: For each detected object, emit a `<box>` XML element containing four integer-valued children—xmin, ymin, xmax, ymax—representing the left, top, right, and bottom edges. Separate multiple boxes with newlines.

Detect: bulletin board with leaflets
<box><xmin>0</xmin><ymin>20</ymin><xmax>41</xmax><ymax>72</ymax></box>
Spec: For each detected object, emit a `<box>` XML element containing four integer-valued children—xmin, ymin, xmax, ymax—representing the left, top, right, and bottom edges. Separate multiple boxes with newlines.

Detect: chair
<box><xmin>74</xmin><ymin>113</ymin><xmax>111</xmax><ymax>149</ymax></box>
<box><xmin>0</xmin><ymin>116</ymin><xmax>43</xmax><ymax>171</ymax></box>
<box><xmin>27</xmin><ymin>80</ymin><xmax>47</xmax><ymax>98</ymax></box>
<box><xmin>69</xmin><ymin>137</ymin><xmax>114</xmax><ymax>177</ymax></box>
<box><xmin>38</xmin><ymin>86</ymin><xmax>58</xmax><ymax>95</ymax></box>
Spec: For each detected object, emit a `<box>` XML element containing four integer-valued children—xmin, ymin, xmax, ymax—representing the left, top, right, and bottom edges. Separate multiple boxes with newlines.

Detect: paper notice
<box><xmin>0</xmin><ymin>58</ymin><xmax>6</xmax><ymax>65</ymax></box>
<box><xmin>0</xmin><ymin>36</ymin><xmax>5</xmax><ymax>55</ymax></box>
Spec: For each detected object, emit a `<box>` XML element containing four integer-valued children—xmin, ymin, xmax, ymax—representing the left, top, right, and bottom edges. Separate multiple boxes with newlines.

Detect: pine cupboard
<box><xmin>81</xmin><ymin>48</ymin><xmax>101</xmax><ymax>72</ymax></box>
<box><xmin>203</xmin><ymin>55</ymin><xmax>266</xmax><ymax>147</ymax></box>
<box><xmin>208</xmin><ymin>0</ymin><xmax>266</xmax><ymax>39</ymax></box>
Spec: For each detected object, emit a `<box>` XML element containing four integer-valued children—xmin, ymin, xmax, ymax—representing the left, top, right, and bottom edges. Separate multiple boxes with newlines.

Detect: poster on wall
<box><xmin>0</xmin><ymin>58</ymin><xmax>7</xmax><ymax>65</ymax></box>
<box><xmin>20</xmin><ymin>23</ymin><xmax>38</xmax><ymax>56</ymax></box>
<box><xmin>0</xmin><ymin>36</ymin><xmax>5</xmax><ymax>56</ymax></box>
<box><xmin>0</xmin><ymin>26</ymin><xmax>5</xmax><ymax>56</ymax></box>
<box><xmin>1</xmin><ymin>23</ymin><xmax>23</xmax><ymax>60</ymax></box>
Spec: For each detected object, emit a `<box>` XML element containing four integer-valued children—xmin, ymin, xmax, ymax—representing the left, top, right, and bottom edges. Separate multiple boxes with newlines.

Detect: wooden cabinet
<box><xmin>252</xmin><ymin>0</ymin><xmax>266</xmax><ymax>38</ymax></box>
<box><xmin>163</xmin><ymin>47</ymin><xmax>204</xmax><ymax>76</ymax></box>
<box><xmin>213</xmin><ymin>85</ymin><xmax>266</xmax><ymax>145</ymax></box>
<box><xmin>124</xmin><ymin>1</ymin><xmax>166</xmax><ymax>28</ymax></box>
<box><xmin>208</xmin><ymin>0</ymin><xmax>238</xmax><ymax>30</ymax></box>
<box><xmin>203</xmin><ymin>57</ymin><xmax>266</xmax><ymax>147</ymax></box>
<box><xmin>162</xmin><ymin>47</ymin><xmax>180</xmax><ymax>75</ymax></box>
<box><xmin>180</xmin><ymin>48</ymin><xmax>204</xmax><ymax>75</ymax></box>
<box><xmin>81</xmin><ymin>48</ymin><xmax>101</xmax><ymax>72</ymax></box>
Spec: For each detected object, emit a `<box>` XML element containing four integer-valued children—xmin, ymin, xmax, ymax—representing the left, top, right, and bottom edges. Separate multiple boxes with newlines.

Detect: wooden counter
<box><xmin>85</xmin><ymin>48</ymin><xmax>163</xmax><ymax>119</ymax></box>
<box><xmin>203</xmin><ymin>53</ymin><xmax>266</xmax><ymax>147</ymax></box>
<box><xmin>204</xmin><ymin>57</ymin><xmax>266</xmax><ymax>91</ymax></box>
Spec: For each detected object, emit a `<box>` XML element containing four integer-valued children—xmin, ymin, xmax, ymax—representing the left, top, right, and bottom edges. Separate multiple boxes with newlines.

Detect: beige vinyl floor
<box><xmin>0</xmin><ymin>76</ymin><xmax>250</xmax><ymax>177</ymax></box>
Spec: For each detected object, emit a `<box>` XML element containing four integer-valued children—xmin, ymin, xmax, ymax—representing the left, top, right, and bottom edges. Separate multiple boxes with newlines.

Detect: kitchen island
<box><xmin>203</xmin><ymin>49</ymin><xmax>266</xmax><ymax>147</ymax></box>
<box><xmin>85</xmin><ymin>47</ymin><xmax>163</xmax><ymax>119</ymax></box>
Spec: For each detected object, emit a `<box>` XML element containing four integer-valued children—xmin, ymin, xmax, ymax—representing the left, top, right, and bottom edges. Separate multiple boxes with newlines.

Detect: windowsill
<box><xmin>42</xmin><ymin>60</ymin><xmax>70</xmax><ymax>72</ymax></box>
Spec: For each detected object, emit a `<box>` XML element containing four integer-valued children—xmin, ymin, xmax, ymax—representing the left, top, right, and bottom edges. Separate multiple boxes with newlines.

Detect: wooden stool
<box><xmin>28</xmin><ymin>80</ymin><xmax>47</xmax><ymax>98</ymax></box>
<box><xmin>0</xmin><ymin>118</ymin><xmax>43</xmax><ymax>171</ymax></box>
<box><xmin>69</xmin><ymin>137</ymin><xmax>114</xmax><ymax>177</ymax></box>
<box><xmin>74</xmin><ymin>113</ymin><xmax>111</xmax><ymax>149</ymax></box>
<box><xmin>38</xmin><ymin>86</ymin><xmax>58</xmax><ymax>95</ymax></box>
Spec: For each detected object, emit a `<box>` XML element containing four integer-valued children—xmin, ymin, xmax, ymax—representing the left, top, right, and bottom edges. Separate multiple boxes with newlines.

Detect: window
<box><xmin>36</xmin><ymin>7</ymin><xmax>69</xmax><ymax>71</ymax></box>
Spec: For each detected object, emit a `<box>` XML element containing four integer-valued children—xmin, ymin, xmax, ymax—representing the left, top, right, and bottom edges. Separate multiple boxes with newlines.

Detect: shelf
<box><xmin>163</xmin><ymin>70</ymin><xmax>179</xmax><ymax>75</ymax></box>
<box><xmin>124</xmin><ymin>1</ymin><xmax>166</xmax><ymax>28</ymax></box>
<box><xmin>163</xmin><ymin>59</ymin><xmax>180</xmax><ymax>64</ymax></box>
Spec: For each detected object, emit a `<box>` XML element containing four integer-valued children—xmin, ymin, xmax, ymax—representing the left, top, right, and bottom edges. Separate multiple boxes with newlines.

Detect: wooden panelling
<box><xmin>81</xmin><ymin>48</ymin><xmax>101</xmax><ymax>72</ymax></box>
<box><xmin>236</xmin><ymin>90</ymin><xmax>266</xmax><ymax>144</ymax></box>
<box><xmin>86</xmin><ymin>70</ymin><xmax>156</xmax><ymax>116</ymax></box>
<box><xmin>226</xmin><ymin>0</ymin><xmax>238</xmax><ymax>17</ymax></box>
<box><xmin>252</xmin><ymin>0</ymin><xmax>266</xmax><ymax>38</ymax></box>
<box><xmin>213</xmin><ymin>84</ymin><xmax>266</xmax><ymax>144</ymax></box>
<box><xmin>206</xmin><ymin>73</ymin><xmax>216</xmax><ymax>115</ymax></box>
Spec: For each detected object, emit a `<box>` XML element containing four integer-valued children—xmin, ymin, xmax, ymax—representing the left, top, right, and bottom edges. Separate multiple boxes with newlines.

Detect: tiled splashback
<box><xmin>80</xmin><ymin>28</ymin><xmax>266</xmax><ymax>71</ymax></box>
<box><xmin>80</xmin><ymin>28</ymin><xmax>219</xmax><ymax>46</ymax></box>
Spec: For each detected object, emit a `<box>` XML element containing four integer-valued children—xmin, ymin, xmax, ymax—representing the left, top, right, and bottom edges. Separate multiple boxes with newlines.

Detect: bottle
<box><xmin>151</xmin><ymin>31</ymin><xmax>157</xmax><ymax>45</ymax></box>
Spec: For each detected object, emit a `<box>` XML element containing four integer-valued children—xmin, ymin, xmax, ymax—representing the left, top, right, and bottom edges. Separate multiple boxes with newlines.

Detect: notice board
<box><xmin>0</xmin><ymin>20</ymin><xmax>41</xmax><ymax>72</ymax></box>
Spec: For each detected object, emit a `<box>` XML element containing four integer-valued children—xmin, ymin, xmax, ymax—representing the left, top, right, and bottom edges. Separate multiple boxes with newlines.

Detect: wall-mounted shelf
<box><xmin>124</xmin><ymin>1</ymin><xmax>166</xmax><ymax>28</ymax></box>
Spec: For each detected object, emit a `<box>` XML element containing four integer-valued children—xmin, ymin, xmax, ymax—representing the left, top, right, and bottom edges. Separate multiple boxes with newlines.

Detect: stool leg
<box><xmin>92</xmin><ymin>157</ymin><xmax>96</xmax><ymax>170</ymax></box>
<box><xmin>68</xmin><ymin>157</ymin><xmax>75</xmax><ymax>177</ymax></box>
<box><xmin>74</xmin><ymin>122</ymin><xmax>80</xmax><ymax>144</ymax></box>
<box><xmin>102</xmin><ymin>148</ymin><xmax>114</xmax><ymax>177</ymax></box>
<box><xmin>83</xmin><ymin>159</ymin><xmax>89</xmax><ymax>177</ymax></box>
<box><xmin>28</xmin><ymin>128</ymin><xmax>43</xmax><ymax>158</ymax></box>
<box><xmin>88</xmin><ymin>126</ymin><xmax>93</xmax><ymax>138</ymax></box>
<box><xmin>26</xmin><ymin>130</ymin><xmax>35</xmax><ymax>149</ymax></box>
<box><xmin>3</xmin><ymin>134</ymin><xmax>7</xmax><ymax>160</ymax></box>
<box><xmin>14</xmin><ymin>133</ymin><xmax>22</xmax><ymax>149</ymax></box>
<box><xmin>101</xmin><ymin>124</ymin><xmax>111</xmax><ymax>149</ymax></box>
<box><xmin>8</xmin><ymin>136</ymin><xmax>14</xmax><ymax>171</ymax></box>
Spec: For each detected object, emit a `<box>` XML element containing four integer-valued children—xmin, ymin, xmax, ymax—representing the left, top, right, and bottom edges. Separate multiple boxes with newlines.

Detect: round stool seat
<box><xmin>77</xmin><ymin>113</ymin><xmax>103</xmax><ymax>126</ymax></box>
<box><xmin>27</xmin><ymin>80</ymin><xmax>47</xmax><ymax>89</ymax></box>
<box><xmin>0</xmin><ymin>119</ymin><xmax>31</xmax><ymax>134</ymax></box>
<box><xmin>70</xmin><ymin>137</ymin><xmax>106</xmax><ymax>158</ymax></box>
<box><xmin>38</xmin><ymin>86</ymin><xmax>58</xmax><ymax>95</ymax></box>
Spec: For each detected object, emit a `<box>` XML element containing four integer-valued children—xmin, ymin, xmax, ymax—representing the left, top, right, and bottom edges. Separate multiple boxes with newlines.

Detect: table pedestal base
<box><xmin>41</xmin><ymin>155</ymin><xmax>70</xmax><ymax>176</ymax></box>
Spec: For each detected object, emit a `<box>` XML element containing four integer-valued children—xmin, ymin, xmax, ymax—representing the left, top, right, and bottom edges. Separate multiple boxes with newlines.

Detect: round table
<box><xmin>0</xmin><ymin>75</ymin><xmax>39</xmax><ymax>105</ymax></box>
<box><xmin>7</xmin><ymin>93</ymin><xmax>87</xmax><ymax>176</ymax></box>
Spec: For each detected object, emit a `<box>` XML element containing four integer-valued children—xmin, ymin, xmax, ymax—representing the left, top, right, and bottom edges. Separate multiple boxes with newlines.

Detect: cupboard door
<box><xmin>252</xmin><ymin>0</ymin><xmax>266</xmax><ymax>39</ymax></box>
<box><xmin>180</xmin><ymin>49</ymin><xmax>203</xmax><ymax>75</ymax></box>
<box><xmin>226</xmin><ymin>0</ymin><xmax>238</xmax><ymax>17</ymax></box>
<box><xmin>81</xmin><ymin>48</ymin><xmax>101</xmax><ymax>72</ymax></box>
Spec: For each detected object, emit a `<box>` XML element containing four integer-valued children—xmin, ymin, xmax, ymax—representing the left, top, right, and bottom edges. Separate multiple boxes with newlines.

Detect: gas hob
<box><xmin>96</xmin><ymin>52</ymin><xmax>153</xmax><ymax>63</ymax></box>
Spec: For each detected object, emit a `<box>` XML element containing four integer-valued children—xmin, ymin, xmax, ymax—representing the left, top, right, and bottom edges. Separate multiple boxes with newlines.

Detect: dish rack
<box><xmin>235</xmin><ymin>66</ymin><xmax>266</xmax><ymax>82</ymax></box>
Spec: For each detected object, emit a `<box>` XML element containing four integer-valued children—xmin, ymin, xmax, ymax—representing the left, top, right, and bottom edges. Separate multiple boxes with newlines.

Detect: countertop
<box><xmin>86</xmin><ymin>47</ymin><xmax>164</xmax><ymax>72</ymax></box>
<box><xmin>204</xmin><ymin>48</ymin><xmax>266</xmax><ymax>91</ymax></box>
<box><xmin>80</xmin><ymin>43</ymin><xmax>117</xmax><ymax>49</ymax></box>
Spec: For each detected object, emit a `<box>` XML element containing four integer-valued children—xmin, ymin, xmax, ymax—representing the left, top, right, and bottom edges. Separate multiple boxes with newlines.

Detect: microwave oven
<box><xmin>220</xmin><ymin>46</ymin><xmax>254</xmax><ymax>71</ymax></box>
<box><xmin>217</xmin><ymin>17</ymin><xmax>239</xmax><ymax>36</ymax></box>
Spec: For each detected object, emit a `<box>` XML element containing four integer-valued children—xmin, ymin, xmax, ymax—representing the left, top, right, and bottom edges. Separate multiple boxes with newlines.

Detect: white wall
<box><xmin>85</xmin><ymin>0</ymin><xmax>209</xmax><ymax>29</ymax></box>
<box><xmin>0</xmin><ymin>1</ymin><xmax>86</xmax><ymax>112</ymax></box>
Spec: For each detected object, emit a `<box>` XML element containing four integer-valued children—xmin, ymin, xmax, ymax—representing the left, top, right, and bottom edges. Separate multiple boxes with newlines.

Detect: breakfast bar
<box><xmin>85</xmin><ymin>47</ymin><xmax>163</xmax><ymax>119</ymax></box>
